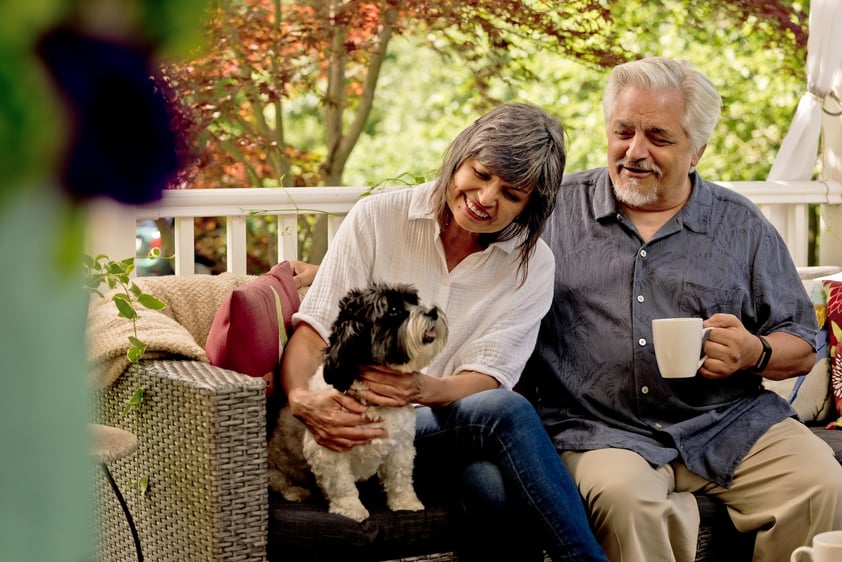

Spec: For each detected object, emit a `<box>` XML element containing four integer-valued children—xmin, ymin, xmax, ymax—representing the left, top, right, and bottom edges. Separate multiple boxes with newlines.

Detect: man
<box><xmin>522</xmin><ymin>57</ymin><xmax>842</xmax><ymax>562</ymax></box>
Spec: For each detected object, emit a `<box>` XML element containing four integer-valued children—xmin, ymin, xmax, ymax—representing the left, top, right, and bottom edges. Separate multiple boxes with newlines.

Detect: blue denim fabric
<box><xmin>414</xmin><ymin>389</ymin><xmax>608</xmax><ymax>562</ymax></box>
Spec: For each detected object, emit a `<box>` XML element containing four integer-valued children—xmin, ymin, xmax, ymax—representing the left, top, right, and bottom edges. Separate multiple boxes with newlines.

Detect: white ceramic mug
<box><xmin>791</xmin><ymin>530</ymin><xmax>842</xmax><ymax>562</ymax></box>
<box><xmin>651</xmin><ymin>318</ymin><xmax>712</xmax><ymax>378</ymax></box>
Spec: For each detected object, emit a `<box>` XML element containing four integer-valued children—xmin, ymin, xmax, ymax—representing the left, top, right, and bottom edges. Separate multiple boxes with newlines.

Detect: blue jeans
<box><xmin>413</xmin><ymin>389</ymin><xmax>608</xmax><ymax>562</ymax></box>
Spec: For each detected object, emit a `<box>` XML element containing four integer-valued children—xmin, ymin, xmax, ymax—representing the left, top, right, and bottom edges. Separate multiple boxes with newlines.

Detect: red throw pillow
<box><xmin>206</xmin><ymin>261</ymin><xmax>300</xmax><ymax>399</ymax></box>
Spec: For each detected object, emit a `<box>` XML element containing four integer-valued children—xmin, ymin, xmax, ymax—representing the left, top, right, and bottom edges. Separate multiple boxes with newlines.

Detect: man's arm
<box><xmin>700</xmin><ymin>313</ymin><xmax>815</xmax><ymax>381</ymax></box>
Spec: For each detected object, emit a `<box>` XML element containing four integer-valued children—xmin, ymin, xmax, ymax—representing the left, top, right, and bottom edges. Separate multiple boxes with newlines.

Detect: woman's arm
<box><xmin>281</xmin><ymin>323</ymin><xmax>386</xmax><ymax>451</ymax></box>
<box><xmin>359</xmin><ymin>367</ymin><xmax>500</xmax><ymax>408</ymax></box>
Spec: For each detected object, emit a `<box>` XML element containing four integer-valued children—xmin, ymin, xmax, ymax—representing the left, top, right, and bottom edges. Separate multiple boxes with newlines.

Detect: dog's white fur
<box><xmin>267</xmin><ymin>284</ymin><xmax>447</xmax><ymax>522</ymax></box>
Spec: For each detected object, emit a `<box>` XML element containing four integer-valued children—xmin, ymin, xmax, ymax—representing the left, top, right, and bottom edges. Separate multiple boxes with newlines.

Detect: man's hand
<box><xmin>699</xmin><ymin>313</ymin><xmax>759</xmax><ymax>379</ymax></box>
<box><xmin>286</xmin><ymin>386</ymin><xmax>384</xmax><ymax>452</ymax></box>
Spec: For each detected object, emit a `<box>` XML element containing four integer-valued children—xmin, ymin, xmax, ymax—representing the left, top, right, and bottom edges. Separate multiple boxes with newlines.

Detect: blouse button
<box><xmin>640</xmin><ymin>249</ymin><xmax>647</xmax><ymax>258</ymax></box>
<box><xmin>636</xmin><ymin>295</ymin><xmax>645</xmax><ymax>303</ymax></box>
<box><xmin>638</xmin><ymin>338</ymin><xmax>646</xmax><ymax>346</ymax></box>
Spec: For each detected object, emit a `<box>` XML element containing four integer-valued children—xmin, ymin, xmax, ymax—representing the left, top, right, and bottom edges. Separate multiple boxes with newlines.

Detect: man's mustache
<box><xmin>616</xmin><ymin>159</ymin><xmax>662</xmax><ymax>176</ymax></box>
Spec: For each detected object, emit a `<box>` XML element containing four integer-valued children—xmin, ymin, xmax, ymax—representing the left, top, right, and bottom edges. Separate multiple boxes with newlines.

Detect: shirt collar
<box><xmin>591</xmin><ymin>168</ymin><xmax>712</xmax><ymax>235</ymax></box>
<box><xmin>408</xmin><ymin>181</ymin><xmax>521</xmax><ymax>255</ymax></box>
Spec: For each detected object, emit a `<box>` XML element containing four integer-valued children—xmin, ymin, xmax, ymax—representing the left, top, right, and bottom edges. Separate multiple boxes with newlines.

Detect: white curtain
<box><xmin>767</xmin><ymin>0</ymin><xmax>842</xmax><ymax>181</ymax></box>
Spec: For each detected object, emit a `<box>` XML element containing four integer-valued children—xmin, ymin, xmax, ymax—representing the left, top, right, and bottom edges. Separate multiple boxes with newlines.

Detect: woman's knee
<box><xmin>457</xmin><ymin>388</ymin><xmax>538</xmax><ymax>425</ymax></box>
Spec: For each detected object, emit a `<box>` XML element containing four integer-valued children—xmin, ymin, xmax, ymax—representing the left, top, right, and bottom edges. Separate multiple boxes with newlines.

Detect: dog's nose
<box><xmin>427</xmin><ymin>307</ymin><xmax>439</xmax><ymax>321</ymax></box>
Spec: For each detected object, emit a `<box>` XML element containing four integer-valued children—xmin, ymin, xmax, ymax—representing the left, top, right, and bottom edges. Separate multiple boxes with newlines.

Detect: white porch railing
<box><xmin>85</xmin><ymin>180</ymin><xmax>842</xmax><ymax>275</ymax></box>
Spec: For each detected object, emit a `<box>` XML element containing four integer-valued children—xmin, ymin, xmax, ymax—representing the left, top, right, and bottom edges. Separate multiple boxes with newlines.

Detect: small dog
<box><xmin>268</xmin><ymin>282</ymin><xmax>448</xmax><ymax>522</ymax></box>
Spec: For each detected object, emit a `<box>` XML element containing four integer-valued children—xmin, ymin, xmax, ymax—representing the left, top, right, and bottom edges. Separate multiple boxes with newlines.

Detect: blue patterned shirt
<box><xmin>522</xmin><ymin>168</ymin><xmax>817</xmax><ymax>486</ymax></box>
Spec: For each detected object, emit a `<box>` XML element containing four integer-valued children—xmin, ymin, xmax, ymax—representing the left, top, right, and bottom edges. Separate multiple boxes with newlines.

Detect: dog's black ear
<box><xmin>322</xmin><ymin>289</ymin><xmax>373</xmax><ymax>392</ymax></box>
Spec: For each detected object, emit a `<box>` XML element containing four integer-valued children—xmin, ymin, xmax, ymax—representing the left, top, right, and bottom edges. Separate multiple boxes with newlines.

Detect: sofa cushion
<box><xmin>763</xmin><ymin>275</ymin><xmax>835</xmax><ymax>422</ymax></box>
<box><xmin>206</xmin><ymin>261</ymin><xmax>300</xmax><ymax>398</ymax></box>
<box><xmin>268</xmin><ymin>480</ymin><xmax>460</xmax><ymax>562</ymax></box>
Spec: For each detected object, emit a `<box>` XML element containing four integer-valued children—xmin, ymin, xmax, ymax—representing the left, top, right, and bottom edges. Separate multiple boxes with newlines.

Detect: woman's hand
<box><xmin>357</xmin><ymin>366</ymin><xmax>423</xmax><ymax>407</ymax></box>
<box><xmin>358</xmin><ymin>366</ymin><xmax>500</xmax><ymax>408</ymax></box>
<box><xmin>286</xmin><ymin>386</ymin><xmax>385</xmax><ymax>452</ymax></box>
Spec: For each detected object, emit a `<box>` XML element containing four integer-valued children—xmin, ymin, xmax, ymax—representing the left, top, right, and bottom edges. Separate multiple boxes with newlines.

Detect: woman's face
<box><xmin>446</xmin><ymin>159</ymin><xmax>531</xmax><ymax>234</ymax></box>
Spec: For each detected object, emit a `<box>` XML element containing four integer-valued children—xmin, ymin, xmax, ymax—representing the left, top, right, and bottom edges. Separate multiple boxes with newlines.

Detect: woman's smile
<box><xmin>463</xmin><ymin>194</ymin><xmax>491</xmax><ymax>221</ymax></box>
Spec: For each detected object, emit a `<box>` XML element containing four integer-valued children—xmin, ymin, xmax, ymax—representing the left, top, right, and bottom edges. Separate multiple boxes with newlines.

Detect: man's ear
<box><xmin>691</xmin><ymin>143</ymin><xmax>707</xmax><ymax>168</ymax></box>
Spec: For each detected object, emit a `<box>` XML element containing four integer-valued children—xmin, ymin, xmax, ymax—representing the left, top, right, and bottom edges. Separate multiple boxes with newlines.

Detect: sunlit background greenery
<box><xmin>0</xmin><ymin>1</ymin><xmax>814</xmax><ymax>558</ymax></box>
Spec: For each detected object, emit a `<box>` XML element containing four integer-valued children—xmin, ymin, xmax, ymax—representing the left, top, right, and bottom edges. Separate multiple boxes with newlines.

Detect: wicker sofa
<box><xmin>90</xmin><ymin>268</ymin><xmax>842</xmax><ymax>562</ymax></box>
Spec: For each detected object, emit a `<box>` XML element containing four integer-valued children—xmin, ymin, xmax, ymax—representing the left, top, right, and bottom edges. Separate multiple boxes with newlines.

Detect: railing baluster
<box><xmin>173</xmin><ymin>217</ymin><xmax>195</xmax><ymax>276</ymax></box>
<box><xmin>84</xmin><ymin>182</ymin><xmax>841</xmax><ymax>276</ymax></box>
<box><xmin>278</xmin><ymin>213</ymin><xmax>299</xmax><ymax>262</ymax></box>
<box><xmin>227</xmin><ymin>215</ymin><xmax>248</xmax><ymax>275</ymax></box>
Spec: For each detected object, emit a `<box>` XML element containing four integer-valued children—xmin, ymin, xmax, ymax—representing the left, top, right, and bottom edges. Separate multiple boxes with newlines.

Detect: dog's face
<box><xmin>322</xmin><ymin>283</ymin><xmax>448</xmax><ymax>392</ymax></box>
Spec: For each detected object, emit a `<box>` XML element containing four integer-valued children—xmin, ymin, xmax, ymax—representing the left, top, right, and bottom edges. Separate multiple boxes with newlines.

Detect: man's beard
<box><xmin>612</xmin><ymin>159</ymin><xmax>661</xmax><ymax>207</ymax></box>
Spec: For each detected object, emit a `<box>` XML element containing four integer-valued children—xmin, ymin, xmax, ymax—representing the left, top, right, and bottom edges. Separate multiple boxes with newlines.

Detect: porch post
<box><xmin>820</xmin><ymin>87</ymin><xmax>842</xmax><ymax>267</ymax></box>
<box><xmin>85</xmin><ymin>197</ymin><xmax>137</xmax><ymax>269</ymax></box>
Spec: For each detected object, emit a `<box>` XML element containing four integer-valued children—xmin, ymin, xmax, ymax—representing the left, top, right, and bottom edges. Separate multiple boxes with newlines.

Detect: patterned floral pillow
<box><xmin>825</xmin><ymin>280</ymin><xmax>842</xmax><ymax>413</ymax></box>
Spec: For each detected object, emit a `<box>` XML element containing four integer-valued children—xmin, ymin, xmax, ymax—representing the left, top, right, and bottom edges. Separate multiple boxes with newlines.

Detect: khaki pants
<box><xmin>561</xmin><ymin>418</ymin><xmax>842</xmax><ymax>562</ymax></box>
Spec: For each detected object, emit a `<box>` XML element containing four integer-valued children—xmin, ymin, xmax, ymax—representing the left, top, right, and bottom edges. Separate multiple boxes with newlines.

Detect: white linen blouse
<box><xmin>292</xmin><ymin>181</ymin><xmax>555</xmax><ymax>389</ymax></box>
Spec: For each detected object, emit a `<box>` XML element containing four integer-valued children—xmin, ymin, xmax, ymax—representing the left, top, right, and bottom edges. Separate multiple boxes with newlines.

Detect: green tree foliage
<box><xmin>160</xmin><ymin>0</ymin><xmax>626</xmax><ymax>189</ymax></box>
<box><xmin>347</xmin><ymin>0</ymin><xmax>809</xmax><ymax>185</ymax></box>
<box><xmin>159</xmin><ymin>0</ymin><xmax>809</xmax><ymax>270</ymax></box>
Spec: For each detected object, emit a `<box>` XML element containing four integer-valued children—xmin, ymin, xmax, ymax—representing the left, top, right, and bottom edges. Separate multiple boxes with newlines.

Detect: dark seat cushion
<box><xmin>812</xmin><ymin>424</ymin><xmax>842</xmax><ymax>460</ymax></box>
<box><xmin>268</xmin><ymin>416</ymin><xmax>842</xmax><ymax>562</ymax></box>
<box><xmin>268</xmin><ymin>481</ymin><xmax>460</xmax><ymax>562</ymax></box>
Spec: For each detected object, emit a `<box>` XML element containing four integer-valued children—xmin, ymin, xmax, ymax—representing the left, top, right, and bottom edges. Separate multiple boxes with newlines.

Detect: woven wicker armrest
<box><xmin>91</xmin><ymin>359</ymin><xmax>268</xmax><ymax>562</ymax></box>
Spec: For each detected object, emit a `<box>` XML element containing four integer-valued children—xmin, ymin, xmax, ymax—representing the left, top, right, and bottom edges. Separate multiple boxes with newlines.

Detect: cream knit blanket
<box><xmin>87</xmin><ymin>272</ymin><xmax>254</xmax><ymax>388</ymax></box>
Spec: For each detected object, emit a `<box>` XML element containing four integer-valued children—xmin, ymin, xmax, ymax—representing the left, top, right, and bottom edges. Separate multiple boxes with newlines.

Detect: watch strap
<box><xmin>749</xmin><ymin>335</ymin><xmax>772</xmax><ymax>373</ymax></box>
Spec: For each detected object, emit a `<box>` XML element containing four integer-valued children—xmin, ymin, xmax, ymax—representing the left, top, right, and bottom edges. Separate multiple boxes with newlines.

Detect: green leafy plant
<box><xmin>123</xmin><ymin>386</ymin><xmax>150</xmax><ymax>496</ymax></box>
<box><xmin>84</xmin><ymin>254</ymin><xmax>167</xmax><ymax>362</ymax></box>
<box><xmin>85</xmin><ymin>254</ymin><xmax>165</xmax><ymax>497</ymax></box>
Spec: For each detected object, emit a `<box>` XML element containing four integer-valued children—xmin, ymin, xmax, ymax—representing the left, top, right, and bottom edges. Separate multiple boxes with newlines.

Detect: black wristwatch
<box><xmin>749</xmin><ymin>335</ymin><xmax>772</xmax><ymax>373</ymax></box>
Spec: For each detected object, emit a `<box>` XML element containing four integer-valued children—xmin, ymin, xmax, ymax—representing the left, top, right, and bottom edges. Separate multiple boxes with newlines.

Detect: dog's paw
<box><xmin>329</xmin><ymin>498</ymin><xmax>370</xmax><ymax>522</ymax></box>
<box><xmin>388</xmin><ymin>494</ymin><xmax>424</xmax><ymax>513</ymax></box>
<box><xmin>267</xmin><ymin>470</ymin><xmax>311</xmax><ymax>502</ymax></box>
<box><xmin>281</xmin><ymin>485</ymin><xmax>312</xmax><ymax>503</ymax></box>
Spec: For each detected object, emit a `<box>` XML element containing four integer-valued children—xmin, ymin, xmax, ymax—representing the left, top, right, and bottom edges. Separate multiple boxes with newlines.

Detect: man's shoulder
<box><xmin>696</xmin><ymin>175</ymin><xmax>767</xmax><ymax>217</ymax></box>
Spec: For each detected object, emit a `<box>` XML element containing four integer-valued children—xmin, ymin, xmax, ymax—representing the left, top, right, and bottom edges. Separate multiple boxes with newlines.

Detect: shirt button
<box><xmin>640</xmin><ymin>249</ymin><xmax>647</xmax><ymax>258</ymax></box>
<box><xmin>641</xmin><ymin>386</ymin><xmax>649</xmax><ymax>394</ymax></box>
<box><xmin>636</xmin><ymin>295</ymin><xmax>645</xmax><ymax>303</ymax></box>
<box><xmin>638</xmin><ymin>338</ymin><xmax>646</xmax><ymax>346</ymax></box>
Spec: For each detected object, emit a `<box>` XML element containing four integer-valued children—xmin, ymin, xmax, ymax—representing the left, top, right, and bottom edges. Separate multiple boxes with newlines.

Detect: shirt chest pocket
<box><xmin>679</xmin><ymin>281</ymin><xmax>744</xmax><ymax>318</ymax></box>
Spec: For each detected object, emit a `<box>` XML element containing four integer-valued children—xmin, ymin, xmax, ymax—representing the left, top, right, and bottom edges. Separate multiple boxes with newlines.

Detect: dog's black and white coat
<box><xmin>268</xmin><ymin>283</ymin><xmax>448</xmax><ymax>521</ymax></box>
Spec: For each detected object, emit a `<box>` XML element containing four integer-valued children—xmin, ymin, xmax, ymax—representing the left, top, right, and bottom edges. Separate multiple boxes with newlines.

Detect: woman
<box><xmin>281</xmin><ymin>103</ymin><xmax>607</xmax><ymax>561</ymax></box>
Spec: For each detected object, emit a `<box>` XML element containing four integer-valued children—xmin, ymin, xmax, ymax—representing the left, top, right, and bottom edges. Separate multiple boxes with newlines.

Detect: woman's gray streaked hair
<box><xmin>602</xmin><ymin>57</ymin><xmax>722</xmax><ymax>155</ymax></box>
<box><xmin>429</xmin><ymin>102</ymin><xmax>566</xmax><ymax>283</ymax></box>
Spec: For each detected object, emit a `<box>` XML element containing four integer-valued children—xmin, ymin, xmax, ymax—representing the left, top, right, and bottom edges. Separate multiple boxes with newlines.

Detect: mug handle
<box><xmin>790</xmin><ymin>545</ymin><xmax>814</xmax><ymax>561</ymax></box>
<box><xmin>697</xmin><ymin>327</ymin><xmax>714</xmax><ymax>368</ymax></box>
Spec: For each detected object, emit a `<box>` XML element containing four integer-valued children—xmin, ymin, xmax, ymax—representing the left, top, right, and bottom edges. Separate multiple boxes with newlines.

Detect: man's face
<box><xmin>606</xmin><ymin>85</ymin><xmax>703</xmax><ymax>210</ymax></box>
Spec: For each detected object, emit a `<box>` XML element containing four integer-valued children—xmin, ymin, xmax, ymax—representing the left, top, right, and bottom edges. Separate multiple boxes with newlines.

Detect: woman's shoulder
<box><xmin>353</xmin><ymin>182</ymin><xmax>436</xmax><ymax>221</ymax></box>
<box><xmin>531</xmin><ymin>238</ymin><xmax>555</xmax><ymax>268</ymax></box>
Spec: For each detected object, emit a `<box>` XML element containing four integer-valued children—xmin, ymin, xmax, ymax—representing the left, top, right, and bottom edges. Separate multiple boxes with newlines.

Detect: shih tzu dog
<box><xmin>268</xmin><ymin>282</ymin><xmax>448</xmax><ymax>522</ymax></box>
